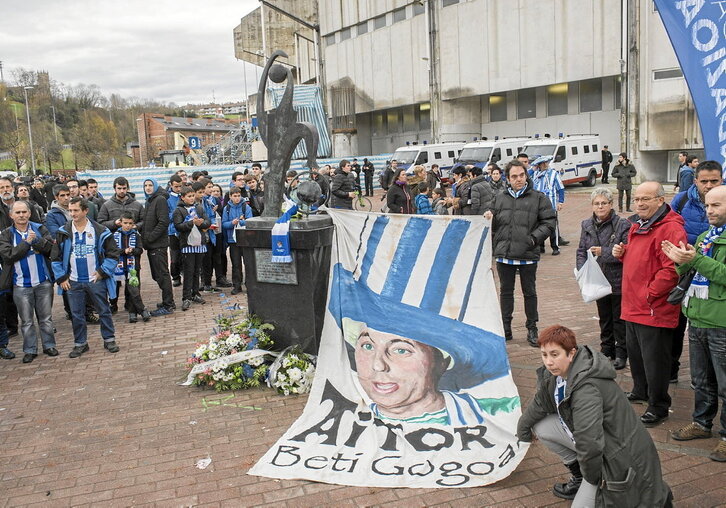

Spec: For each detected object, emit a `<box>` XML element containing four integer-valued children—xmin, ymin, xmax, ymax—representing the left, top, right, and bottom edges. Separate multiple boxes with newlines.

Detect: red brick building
<box><xmin>135</xmin><ymin>113</ymin><xmax>238</xmax><ymax>166</ymax></box>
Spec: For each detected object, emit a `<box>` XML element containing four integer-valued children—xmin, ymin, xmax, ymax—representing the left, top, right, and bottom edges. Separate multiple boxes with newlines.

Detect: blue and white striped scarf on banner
<box><xmin>686</xmin><ymin>224</ymin><xmax>726</xmax><ymax>302</ymax></box>
<box><xmin>270</xmin><ymin>205</ymin><xmax>299</xmax><ymax>263</ymax></box>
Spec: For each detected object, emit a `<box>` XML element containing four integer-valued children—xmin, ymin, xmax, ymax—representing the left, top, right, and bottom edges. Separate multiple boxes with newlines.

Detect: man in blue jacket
<box><xmin>52</xmin><ymin>197</ymin><xmax>121</xmax><ymax>358</ymax></box>
<box><xmin>670</xmin><ymin>161</ymin><xmax>724</xmax><ymax>384</ymax></box>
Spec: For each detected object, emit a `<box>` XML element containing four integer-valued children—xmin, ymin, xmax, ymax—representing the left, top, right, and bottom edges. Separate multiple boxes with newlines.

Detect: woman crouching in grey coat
<box><xmin>517</xmin><ymin>325</ymin><xmax>672</xmax><ymax>507</ymax></box>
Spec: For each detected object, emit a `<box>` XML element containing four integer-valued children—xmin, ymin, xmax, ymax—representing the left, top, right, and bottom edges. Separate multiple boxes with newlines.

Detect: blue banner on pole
<box><xmin>654</xmin><ymin>0</ymin><xmax>726</xmax><ymax>165</ymax></box>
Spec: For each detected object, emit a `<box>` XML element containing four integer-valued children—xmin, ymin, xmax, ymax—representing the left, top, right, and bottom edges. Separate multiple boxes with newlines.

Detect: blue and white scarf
<box><xmin>507</xmin><ymin>182</ymin><xmax>528</xmax><ymax>199</ymax></box>
<box><xmin>113</xmin><ymin>230</ymin><xmax>137</xmax><ymax>281</ymax></box>
<box><xmin>686</xmin><ymin>224</ymin><xmax>726</xmax><ymax>302</ymax></box>
<box><xmin>271</xmin><ymin>205</ymin><xmax>299</xmax><ymax>263</ymax></box>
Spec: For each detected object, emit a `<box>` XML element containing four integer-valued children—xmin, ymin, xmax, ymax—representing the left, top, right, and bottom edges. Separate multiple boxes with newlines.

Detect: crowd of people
<box><xmin>0</xmin><ymin>165</ymin><xmax>268</xmax><ymax>361</ymax></box>
<box><xmin>1</xmin><ymin>151</ymin><xmax>724</xmax><ymax>505</ymax></box>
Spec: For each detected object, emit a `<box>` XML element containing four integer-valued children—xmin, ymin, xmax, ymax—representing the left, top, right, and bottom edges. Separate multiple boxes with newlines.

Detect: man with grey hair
<box><xmin>0</xmin><ymin>201</ymin><xmax>57</xmax><ymax>363</ymax></box>
<box><xmin>613</xmin><ymin>181</ymin><xmax>687</xmax><ymax>427</ymax></box>
<box><xmin>576</xmin><ymin>187</ymin><xmax>630</xmax><ymax>369</ymax></box>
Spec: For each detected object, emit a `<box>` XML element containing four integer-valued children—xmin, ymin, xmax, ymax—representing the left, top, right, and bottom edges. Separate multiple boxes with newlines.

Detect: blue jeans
<box><xmin>13</xmin><ymin>281</ymin><xmax>56</xmax><ymax>354</ymax></box>
<box><xmin>689</xmin><ymin>326</ymin><xmax>726</xmax><ymax>438</ymax></box>
<box><xmin>67</xmin><ymin>280</ymin><xmax>116</xmax><ymax>346</ymax></box>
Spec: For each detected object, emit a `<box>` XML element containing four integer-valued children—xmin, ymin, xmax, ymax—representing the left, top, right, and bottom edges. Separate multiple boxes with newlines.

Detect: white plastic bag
<box><xmin>188</xmin><ymin>225</ymin><xmax>202</xmax><ymax>246</ymax></box>
<box><xmin>574</xmin><ymin>250</ymin><xmax>612</xmax><ymax>303</ymax></box>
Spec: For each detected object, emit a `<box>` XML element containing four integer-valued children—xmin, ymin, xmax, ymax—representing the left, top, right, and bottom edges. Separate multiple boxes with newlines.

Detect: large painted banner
<box><xmin>249</xmin><ymin>211</ymin><xmax>527</xmax><ymax>488</ymax></box>
<box><xmin>654</xmin><ymin>0</ymin><xmax>726</xmax><ymax>165</ymax></box>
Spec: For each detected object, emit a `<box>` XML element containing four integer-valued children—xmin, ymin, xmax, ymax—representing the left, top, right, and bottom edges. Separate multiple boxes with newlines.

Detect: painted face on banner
<box><xmin>354</xmin><ymin>328</ymin><xmax>447</xmax><ymax>419</ymax></box>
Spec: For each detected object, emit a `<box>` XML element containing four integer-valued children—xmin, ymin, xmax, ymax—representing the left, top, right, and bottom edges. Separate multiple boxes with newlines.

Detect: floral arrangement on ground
<box><xmin>268</xmin><ymin>345</ymin><xmax>317</xmax><ymax>396</ymax></box>
<box><xmin>185</xmin><ymin>313</ymin><xmax>276</xmax><ymax>392</ymax></box>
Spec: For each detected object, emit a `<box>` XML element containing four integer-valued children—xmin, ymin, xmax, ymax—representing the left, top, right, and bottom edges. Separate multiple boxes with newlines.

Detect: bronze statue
<box><xmin>257</xmin><ymin>50</ymin><xmax>320</xmax><ymax>218</ymax></box>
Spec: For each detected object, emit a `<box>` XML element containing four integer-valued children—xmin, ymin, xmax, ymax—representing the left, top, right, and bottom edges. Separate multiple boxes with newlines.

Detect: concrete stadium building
<box><xmin>235</xmin><ymin>1</ymin><xmax>705</xmax><ymax>182</ymax></box>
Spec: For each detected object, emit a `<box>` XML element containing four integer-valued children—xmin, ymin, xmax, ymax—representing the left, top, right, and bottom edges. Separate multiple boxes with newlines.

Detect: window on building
<box><xmin>387</xmin><ymin>109</ymin><xmax>400</xmax><ymax>133</ymax></box>
<box><xmin>572</xmin><ymin>146</ymin><xmax>579</xmax><ymax>155</ymax></box>
<box><xmin>325</xmin><ymin>34</ymin><xmax>336</xmax><ymax>46</ymax></box>
<box><xmin>443</xmin><ymin>0</ymin><xmax>460</xmax><ymax>6</ymax></box>
<box><xmin>579</xmin><ymin>78</ymin><xmax>602</xmax><ymax>112</ymax></box>
<box><xmin>373</xmin><ymin>111</ymin><xmax>386</xmax><ymax>135</ymax></box>
<box><xmin>653</xmin><ymin>68</ymin><xmax>684</xmax><ymax>80</ymax></box>
<box><xmin>413</xmin><ymin>2</ymin><xmax>425</xmax><ymax>15</ymax></box>
<box><xmin>374</xmin><ymin>14</ymin><xmax>387</xmax><ymax>30</ymax></box>
<box><xmin>614</xmin><ymin>76</ymin><xmax>622</xmax><ymax>109</ymax></box>
<box><xmin>489</xmin><ymin>94</ymin><xmax>507</xmax><ymax>122</ymax></box>
<box><xmin>340</xmin><ymin>27</ymin><xmax>351</xmax><ymax>41</ymax></box>
<box><xmin>393</xmin><ymin>8</ymin><xmax>406</xmax><ymax>23</ymax></box>
<box><xmin>357</xmin><ymin>21</ymin><xmax>368</xmax><ymax>35</ymax></box>
<box><xmin>419</xmin><ymin>103</ymin><xmax>431</xmax><ymax>130</ymax></box>
<box><xmin>547</xmin><ymin>83</ymin><xmax>568</xmax><ymax>116</ymax></box>
<box><xmin>402</xmin><ymin>106</ymin><xmax>416</xmax><ymax>132</ymax></box>
<box><xmin>434</xmin><ymin>151</ymin><xmax>442</xmax><ymax>159</ymax></box>
<box><xmin>517</xmin><ymin>88</ymin><xmax>536</xmax><ymax>119</ymax></box>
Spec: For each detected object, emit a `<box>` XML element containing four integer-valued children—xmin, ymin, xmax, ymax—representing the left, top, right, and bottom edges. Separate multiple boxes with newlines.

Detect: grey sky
<box><xmin>1</xmin><ymin>0</ymin><xmax>261</xmax><ymax>105</ymax></box>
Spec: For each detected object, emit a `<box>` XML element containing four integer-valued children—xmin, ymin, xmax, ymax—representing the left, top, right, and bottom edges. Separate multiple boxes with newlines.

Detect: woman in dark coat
<box><xmin>386</xmin><ymin>168</ymin><xmax>416</xmax><ymax>214</ymax></box>
<box><xmin>610</xmin><ymin>153</ymin><xmax>637</xmax><ymax>212</ymax></box>
<box><xmin>517</xmin><ymin>325</ymin><xmax>672</xmax><ymax>508</ymax></box>
<box><xmin>576</xmin><ymin>188</ymin><xmax>631</xmax><ymax>369</ymax></box>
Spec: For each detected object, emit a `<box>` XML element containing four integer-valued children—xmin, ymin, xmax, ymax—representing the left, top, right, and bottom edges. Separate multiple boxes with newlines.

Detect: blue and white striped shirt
<box><xmin>70</xmin><ymin>222</ymin><xmax>97</xmax><ymax>283</ymax></box>
<box><xmin>532</xmin><ymin>169</ymin><xmax>565</xmax><ymax>210</ymax></box>
<box><xmin>12</xmin><ymin>227</ymin><xmax>50</xmax><ymax>287</ymax></box>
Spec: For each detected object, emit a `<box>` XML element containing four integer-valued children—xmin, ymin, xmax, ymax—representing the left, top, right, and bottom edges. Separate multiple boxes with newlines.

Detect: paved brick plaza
<box><xmin>1</xmin><ymin>186</ymin><xmax>724</xmax><ymax>507</ymax></box>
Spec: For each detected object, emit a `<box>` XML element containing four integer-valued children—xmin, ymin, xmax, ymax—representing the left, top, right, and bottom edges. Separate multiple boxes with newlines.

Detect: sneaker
<box><xmin>22</xmin><ymin>353</ymin><xmax>37</xmax><ymax>364</ymax></box>
<box><xmin>69</xmin><ymin>344</ymin><xmax>90</xmax><ymax>358</ymax></box>
<box><xmin>103</xmin><ymin>341</ymin><xmax>120</xmax><ymax>353</ymax></box>
<box><xmin>141</xmin><ymin>310</ymin><xmax>151</xmax><ymax>322</ymax></box>
<box><xmin>672</xmin><ymin>423</ymin><xmax>712</xmax><ymax>441</ymax></box>
<box><xmin>0</xmin><ymin>347</ymin><xmax>15</xmax><ymax>360</ymax></box>
<box><xmin>156</xmin><ymin>302</ymin><xmax>176</xmax><ymax>310</ymax></box>
<box><xmin>552</xmin><ymin>249</ymin><xmax>561</xmax><ymax>256</ymax></box>
<box><xmin>191</xmin><ymin>295</ymin><xmax>206</xmax><ymax>304</ymax></box>
<box><xmin>558</xmin><ymin>238</ymin><xmax>570</xmax><ymax>246</ymax></box>
<box><xmin>182</xmin><ymin>299</ymin><xmax>192</xmax><ymax>311</ymax></box>
<box><xmin>43</xmin><ymin>347</ymin><xmax>59</xmax><ymax>357</ymax></box>
<box><xmin>613</xmin><ymin>357</ymin><xmax>627</xmax><ymax>370</ymax></box>
<box><xmin>128</xmin><ymin>313</ymin><xmax>138</xmax><ymax>323</ymax></box>
<box><xmin>172</xmin><ymin>278</ymin><xmax>182</xmax><ymax>287</ymax></box>
<box><xmin>231</xmin><ymin>287</ymin><xmax>242</xmax><ymax>295</ymax></box>
<box><xmin>710</xmin><ymin>439</ymin><xmax>726</xmax><ymax>462</ymax></box>
<box><xmin>151</xmin><ymin>307</ymin><xmax>174</xmax><ymax>317</ymax></box>
<box><xmin>86</xmin><ymin>312</ymin><xmax>100</xmax><ymax>324</ymax></box>
<box><xmin>202</xmin><ymin>285</ymin><xmax>218</xmax><ymax>293</ymax></box>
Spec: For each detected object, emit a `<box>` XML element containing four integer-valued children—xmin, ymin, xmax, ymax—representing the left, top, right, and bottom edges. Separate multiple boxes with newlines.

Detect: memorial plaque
<box><xmin>254</xmin><ymin>249</ymin><xmax>298</xmax><ymax>285</ymax></box>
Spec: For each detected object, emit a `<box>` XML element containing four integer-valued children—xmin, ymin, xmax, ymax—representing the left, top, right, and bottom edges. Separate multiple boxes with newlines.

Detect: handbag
<box><xmin>574</xmin><ymin>250</ymin><xmax>613</xmax><ymax>303</ymax></box>
<box><xmin>667</xmin><ymin>268</ymin><xmax>697</xmax><ymax>305</ymax></box>
<box><xmin>188</xmin><ymin>224</ymin><xmax>202</xmax><ymax>247</ymax></box>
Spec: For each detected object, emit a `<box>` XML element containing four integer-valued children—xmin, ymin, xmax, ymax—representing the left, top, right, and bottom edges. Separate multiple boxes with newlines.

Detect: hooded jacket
<box><xmin>469</xmin><ymin>175</ymin><xmax>495</xmax><ymax>215</ymax></box>
<box><xmin>141</xmin><ymin>178</ymin><xmax>170</xmax><ymax>250</ymax></box>
<box><xmin>45</xmin><ymin>202</ymin><xmax>71</xmax><ymax>236</ymax></box>
<box><xmin>0</xmin><ymin>222</ymin><xmax>55</xmax><ymax>291</ymax></box>
<box><xmin>51</xmin><ymin>219</ymin><xmax>121</xmax><ymax>299</ymax></box>
<box><xmin>576</xmin><ymin>210</ymin><xmax>631</xmax><ymax>294</ymax></box>
<box><xmin>671</xmin><ymin>185</ymin><xmax>710</xmax><ymax>244</ymax></box>
<box><xmin>677</xmin><ymin>227</ymin><xmax>726</xmax><ymax>328</ymax></box>
<box><xmin>611</xmin><ymin>163</ymin><xmax>637</xmax><ymax>191</ymax></box>
<box><xmin>517</xmin><ymin>346</ymin><xmax>671</xmax><ymax>507</ymax></box>
<box><xmin>222</xmin><ymin>200</ymin><xmax>253</xmax><ymax>244</ymax></box>
<box><xmin>490</xmin><ymin>181</ymin><xmax>557</xmax><ymax>261</ymax></box>
<box><xmin>619</xmin><ymin>205</ymin><xmax>686</xmax><ymax>328</ymax></box>
<box><xmin>167</xmin><ymin>190</ymin><xmax>181</xmax><ymax>236</ymax></box>
<box><xmin>330</xmin><ymin>168</ymin><xmax>357</xmax><ymax>209</ymax></box>
<box><xmin>98</xmin><ymin>194</ymin><xmax>144</xmax><ymax>232</ymax></box>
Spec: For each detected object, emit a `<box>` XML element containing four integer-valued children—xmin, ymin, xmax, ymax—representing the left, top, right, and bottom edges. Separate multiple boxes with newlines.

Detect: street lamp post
<box><xmin>22</xmin><ymin>86</ymin><xmax>36</xmax><ymax>174</ymax></box>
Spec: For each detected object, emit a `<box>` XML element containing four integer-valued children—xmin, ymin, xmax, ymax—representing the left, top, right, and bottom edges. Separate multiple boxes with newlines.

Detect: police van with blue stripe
<box><xmin>522</xmin><ymin>134</ymin><xmax>602</xmax><ymax>186</ymax></box>
<box><xmin>390</xmin><ymin>142</ymin><xmax>465</xmax><ymax>178</ymax></box>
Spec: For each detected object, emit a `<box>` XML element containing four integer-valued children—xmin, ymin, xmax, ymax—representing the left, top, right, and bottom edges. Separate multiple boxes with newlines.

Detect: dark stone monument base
<box><xmin>236</xmin><ymin>214</ymin><xmax>334</xmax><ymax>355</ymax></box>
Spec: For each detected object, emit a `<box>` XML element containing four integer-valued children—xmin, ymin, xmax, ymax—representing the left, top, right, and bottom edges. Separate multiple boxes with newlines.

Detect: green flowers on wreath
<box><xmin>185</xmin><ymin>313</ymin><xmax>276</xmax><ymax>392</ymax></box>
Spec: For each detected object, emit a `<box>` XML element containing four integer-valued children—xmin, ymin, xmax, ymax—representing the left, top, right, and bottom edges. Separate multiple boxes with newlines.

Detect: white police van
<box><xmin>521</xmin><ymin>134</ymin><xmax>602</xmax><ymax>186</ymax></box>
<box><xmin>456</xmin><ymin>137</ymin><xmax>530</xmax><ymax>170</ymax></box>
<box><xmin>390</xmin><ymin>142</ymin><xmax>465</xmax><ymax>176</ymax></box>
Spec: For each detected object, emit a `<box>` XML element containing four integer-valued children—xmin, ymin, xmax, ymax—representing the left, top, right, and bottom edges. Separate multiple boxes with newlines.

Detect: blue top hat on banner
<box><xmin>328</xmin><ymin>215</ymin><xmax>510</xmax><ymax>391</ymax></box>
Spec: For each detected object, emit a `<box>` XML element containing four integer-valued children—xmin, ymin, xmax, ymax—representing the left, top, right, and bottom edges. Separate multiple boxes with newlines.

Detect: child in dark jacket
<box><xmin>172</xmin><ymin>186</ymin><xmax>211</xmax><ymax>310</ymax></box>
<box><xmin>111</xmin><ymin>212</ymin><xmax>150</xmax><ymax>323</ymax></box>
<box><xmin>222</xmin><ymin>186</ymin><xmax>253</xmax><ymax>295</ymax></box>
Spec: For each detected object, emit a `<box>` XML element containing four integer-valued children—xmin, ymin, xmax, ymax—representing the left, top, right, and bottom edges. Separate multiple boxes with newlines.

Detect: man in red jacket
<box><xmin>613</xmin><ymin>181</ymin><xmax>686</xmax><ymax>427</ymax></box>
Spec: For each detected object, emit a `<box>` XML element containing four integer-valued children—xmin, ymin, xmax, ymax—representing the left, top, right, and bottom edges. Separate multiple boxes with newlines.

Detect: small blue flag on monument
<box><xmin>270</xmin><ymin>205</ymin><xmax>299</xmax><ymax>263</ymax></box>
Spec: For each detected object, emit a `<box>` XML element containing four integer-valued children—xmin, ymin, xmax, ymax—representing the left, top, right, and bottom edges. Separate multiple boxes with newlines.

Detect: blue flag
<box><xmin>270</xmin><ymin>205</ymin><xmax>299</xmax><ymax>263</ymax></box>
<box><xmin>654</xmin><ymin>0</ymin><xmax>726</xmax><ymax>165</ymax></box>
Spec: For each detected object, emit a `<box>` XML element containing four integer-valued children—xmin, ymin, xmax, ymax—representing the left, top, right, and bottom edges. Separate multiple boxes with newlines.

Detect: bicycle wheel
<box><xmin>354</xmin><ymin>196</ymin><xmax>373</xmax><ymax>211</ymax></box>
